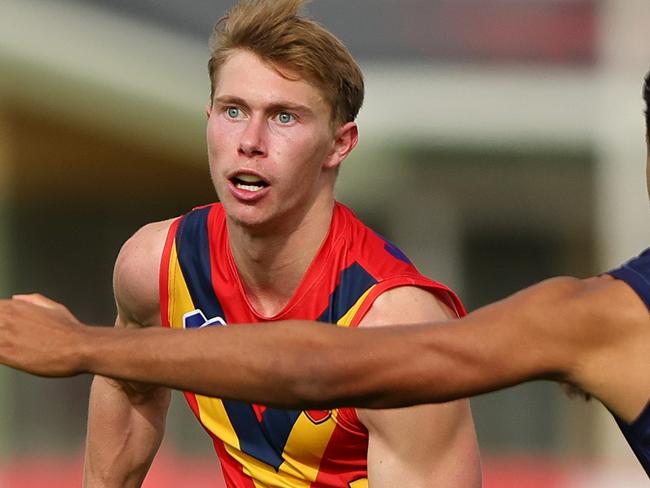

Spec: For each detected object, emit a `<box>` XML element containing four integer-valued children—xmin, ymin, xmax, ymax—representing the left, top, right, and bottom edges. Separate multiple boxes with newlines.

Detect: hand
<box><xmin>13</xmin><ymin>293</ymin><xmax>81</xmax><ymax>323</ymax></box>
<box><xmin>0</xmin><ymin>294</ymin><xmax>87</xmax><ymax>377</ymax></box>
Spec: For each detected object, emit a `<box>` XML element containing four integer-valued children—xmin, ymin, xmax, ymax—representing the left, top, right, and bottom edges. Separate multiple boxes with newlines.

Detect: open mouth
<box><xmin>231</xmin><ymin>173</ymin><xmax>269</xmax><ymax>192</ymax></box>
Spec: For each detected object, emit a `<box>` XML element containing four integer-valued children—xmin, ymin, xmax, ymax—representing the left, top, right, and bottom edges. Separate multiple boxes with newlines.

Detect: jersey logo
<box><xmin>182</xmin><ymin>309</ymin><xmax>226</xmax><ymax>329</ymax></box>
<box><xmin>305</xmin><ymin>410</ymin><xmax>332</xmax><ymax>424</ymax></box>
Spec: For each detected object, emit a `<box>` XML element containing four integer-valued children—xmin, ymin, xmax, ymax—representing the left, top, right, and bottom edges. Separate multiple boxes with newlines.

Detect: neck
<box><xmin>227</xmin><ymin>196</ymin><xmax>336</xmax><ymax>317</ymax></box>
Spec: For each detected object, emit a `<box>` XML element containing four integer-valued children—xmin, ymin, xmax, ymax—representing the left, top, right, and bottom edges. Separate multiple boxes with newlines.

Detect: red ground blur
<box><xmin>0</xmin><ymin>452</ymin><xmax>589</xmax><ymax>488</ymax></box>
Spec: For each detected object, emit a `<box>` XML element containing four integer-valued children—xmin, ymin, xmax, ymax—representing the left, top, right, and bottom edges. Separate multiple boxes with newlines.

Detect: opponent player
<box><xmin>12</xmin><ymin>1</ymin><xmax>479</xmax><ymax>487</ymax></box>
<box><xmin>1</xmin><ymin>6</ymin><xmax>649</xmax><ymax>485</ymax></box>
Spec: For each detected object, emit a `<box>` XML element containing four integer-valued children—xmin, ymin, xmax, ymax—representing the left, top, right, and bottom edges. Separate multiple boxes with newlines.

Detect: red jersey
<box><xmin>160</xmin><ymin>202</ymin><xmax>465</xmax><ymax>488</ymax></box>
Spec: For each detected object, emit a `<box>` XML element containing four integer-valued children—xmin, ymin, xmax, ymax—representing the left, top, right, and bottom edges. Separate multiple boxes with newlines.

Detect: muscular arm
<box><xmin>59</xmin><ymin>276</ymin><xmax>594</xmax><ymax>406</ymax></box>
<box><xmin>1</xmin><ymin>276</ymin><xmax>648</xmax><ymax>423</ymax></box>
<box><xmin>357</xmin><ymin>287</ymin><xmax>481</xmax><ymax>487</ymax></box>
<box><xmin>83</xmin><ymin>220</ymin><xmax>172</xmax><ymax>487</ymax></box>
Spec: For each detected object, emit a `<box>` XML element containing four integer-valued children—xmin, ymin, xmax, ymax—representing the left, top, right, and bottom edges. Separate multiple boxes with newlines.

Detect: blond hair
<box><xmin>208</xmin><ymin>0</ymin><xmax>364</xmax><ymax>126</ymax></box>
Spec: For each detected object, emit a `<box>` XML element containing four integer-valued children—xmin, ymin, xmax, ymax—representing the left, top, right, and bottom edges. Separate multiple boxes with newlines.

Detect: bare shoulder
<box><xmin>490</xmin><ymin>274</ymin><xmax>649</xmax><ymax>418</ymax></box>
<box><xmin>113</xmin><ymin>219</ymin><xmax>176</xmax><ymax>327</ymax></box>
<box><xmin>360</xmin><ymin>285</ymin><xmax>457</xmax><ymax>328</ymax></box>
<box><xmin>526</xmin><ymin>274</ymin><xmax>649</xmax><ymax>345</ymax></box>
<box><xmin>466</xmin><ymin>275</ymin><xmax>629</xmax><ymax>353</ymax></box>
<box><xmin>578</xmin><ymin>273</ymin><xmax>648</xmax><ymax>319</ymax></box>
<box><xmin>568</xmin><ymin>275</ymin><xmax>650</xmax><ymax>419</ymax></box>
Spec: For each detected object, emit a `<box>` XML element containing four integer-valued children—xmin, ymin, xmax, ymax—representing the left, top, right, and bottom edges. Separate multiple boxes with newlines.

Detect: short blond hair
<box><xmin>208</xmin><ymin>0</ymin><xmax>364</xmax><ymax>126</ymax></box>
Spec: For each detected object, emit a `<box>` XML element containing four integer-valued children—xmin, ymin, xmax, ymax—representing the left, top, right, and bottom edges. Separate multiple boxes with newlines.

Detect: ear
<box><xmin>205</xmin><ymin>103</ymin><xmax>213</xmax><ymax>119</ymax></box>
<box><xmin>324</xmin><ymin>122</ymin><xmax>359</xmax><ymax>170</ymax></box>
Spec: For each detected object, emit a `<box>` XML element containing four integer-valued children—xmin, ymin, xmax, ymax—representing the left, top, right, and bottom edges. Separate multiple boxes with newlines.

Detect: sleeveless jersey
<box><xmin>607</xmin><ymin>247</ymin><xmax>650</xmax><ymax>476</ymax></box>
<box><xmin>159</xmin><ymin>202</ymin><xmax>465</xmax><ymax>488</ymax></box>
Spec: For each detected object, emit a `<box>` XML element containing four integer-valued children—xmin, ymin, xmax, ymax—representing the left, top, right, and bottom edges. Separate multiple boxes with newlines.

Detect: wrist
<box><xmin>76</xmin><ymin>324</ymin><xmax>111</xmax><ymax>375</ymax></box>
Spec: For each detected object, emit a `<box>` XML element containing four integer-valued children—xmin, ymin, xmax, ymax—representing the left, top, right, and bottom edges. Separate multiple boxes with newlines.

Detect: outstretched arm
<box><xmin>0</xmin><ymin>275</ymin><xmax>647</xmax><ymax>420</ymax></box>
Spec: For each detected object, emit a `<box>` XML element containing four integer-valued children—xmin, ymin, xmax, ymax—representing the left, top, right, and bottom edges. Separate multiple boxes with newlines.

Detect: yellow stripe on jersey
<box><xmin>238</xmin><ymin>451</ymin><xmax>311</xmax><ymax>488</ymax></box>
<box><xmin>212</xmin><ymin>410</ymin><xmax>338</xmax><ymax>488</ymax></box>
<box><xmin>168</xmin><ymin>246</ymin><xmax>244</xmax><ymax>452</ymax></box>
<box><xmin>166</xmin><ymin>240</ymin><xmax>372</xmax><ymax>487</ymax></box>
<box><xmin>349</xmin><ymin>479</ymin><xmax>369</xmax><ymax>488</ymax></box>
<box><xmin>336</xmin><ymin>286</ymin><xmax>376</xmax><ymax>327</ymax></box>
<box><xmin>195</xmin><ymin>395</ymin><xmax>242</xmax><ymax>452</ymax></box>
<box><xmin>278</xmin><ymin>410</ymin><xmax>339</xmax><ymax>482</ymax></box>
<box><xmin>167</xmin><ymin>241</ymin><xmax>195</xmax><ymax>329</ymax></box>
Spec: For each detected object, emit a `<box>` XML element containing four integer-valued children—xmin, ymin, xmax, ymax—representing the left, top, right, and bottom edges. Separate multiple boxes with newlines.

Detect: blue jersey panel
<box><xmin>608</xmin><ymin>248</ymin><xmax>650</xmax><ymax>311</ymax></box>
<box><xmin>607</xmin><ymin>247</ymin><xmax>650</xmax><ymax>477</ymax></box>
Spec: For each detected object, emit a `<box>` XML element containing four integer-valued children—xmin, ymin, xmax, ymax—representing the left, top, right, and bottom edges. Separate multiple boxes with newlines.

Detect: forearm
<box><xmin>1</xmin><ymin>281</ymin><xmax>576</xmax><ymax>410</ymax></box>
<box><xmin>79</xmin><ymin>321</ymin><xmax>349</xmax><ymax>407</ymax></box>
<box><xmin>78</xmin><ymin>320</ymin><xmax>486</xmax><ymax>409</ymax></box>
<box><xmin>78</xmin><ymin>323</ymin><xmax>481</xmax><ymax>409</ymax></box>
<box><xmin>84</xmin><ymin>375</ymin><xmax>170</xmax><ymax>487</ymax></box>
<box><xmin>0</xmin><ymin>296</ymin><xmax>395</xmax><ymax>408</ymax></box>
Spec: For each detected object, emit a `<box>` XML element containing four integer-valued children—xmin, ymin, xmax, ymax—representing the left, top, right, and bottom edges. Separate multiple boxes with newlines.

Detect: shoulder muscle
<box><xmin>565</xmin><ymin>275</ymin><xmax>650</xmax><ymax>418</ymax></box>
<box><xmin>113</xmin><ymin>219</ymin><xmax>175</xmax><ymax>327</ymax></box>
<box><xmin>361</xmin><ymin>285</ymin><xmax>457</xmax><ymax>328</ymax></box>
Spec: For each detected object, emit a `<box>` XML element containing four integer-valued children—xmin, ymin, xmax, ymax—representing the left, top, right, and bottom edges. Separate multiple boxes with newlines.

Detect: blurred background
<box><xmin>1</xmin><ymin>0</ymin><xmax>649</xmax><ymax>486</ymax></box>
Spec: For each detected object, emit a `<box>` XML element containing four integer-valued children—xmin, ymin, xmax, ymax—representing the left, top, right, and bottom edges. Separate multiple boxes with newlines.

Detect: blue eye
<box><xmin>226</xmin><ymin>107</ymin><xmax>240</xmax><ymax>118</ymax></box>
<box><xmin>277</xmin><ymin>112</ymin><xmax>294</xmax><ymax>124</ymax></box>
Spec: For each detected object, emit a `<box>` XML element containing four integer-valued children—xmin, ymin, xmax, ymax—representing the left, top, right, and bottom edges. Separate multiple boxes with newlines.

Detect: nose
<box><xmin>238</xmin><ymin>116</ymin><xmax>267</xmax><ymax>158</ymax></box>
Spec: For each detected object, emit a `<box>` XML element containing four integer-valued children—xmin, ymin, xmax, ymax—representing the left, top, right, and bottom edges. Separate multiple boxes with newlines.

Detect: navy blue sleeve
<box><xmin>607</xmin><ymin>248</ymin><xmax>650</xmax><ymax>311</ymax></box>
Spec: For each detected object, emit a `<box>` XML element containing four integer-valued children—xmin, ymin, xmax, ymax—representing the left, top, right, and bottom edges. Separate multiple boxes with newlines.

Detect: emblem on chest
<box><xmin>182</xmin><ymin>309</ymin><xmax>227</xmax><ymax>328</ymax></box>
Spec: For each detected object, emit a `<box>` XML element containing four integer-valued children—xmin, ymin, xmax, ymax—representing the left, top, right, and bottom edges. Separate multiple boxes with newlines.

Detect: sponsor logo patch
<box><xmin>182</xmin><ymin>309</ymin><xmax>227</xmax><ymax>328</ymax></box>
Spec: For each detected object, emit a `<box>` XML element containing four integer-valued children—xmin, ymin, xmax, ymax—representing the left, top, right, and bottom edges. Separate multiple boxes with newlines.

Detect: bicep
<box><xmin>452</xmin><ymin>276</ymin><xmax>595</xmax><ymax>386</ymax></box>
<box><xmin>357</xmin><ymin>286</ymin><xmax>481</xmax><ymax>486</ymax></box>
<box><xmin>310</xmin><ymin>277</ymin><xmax>598</xmax><ymax>410</ymax></box>
<box><xmin>361</xmin><ymin>402</ymin><xmax>480</xmax><ymax>487</ymax></box>
<box><xmin>397</xmin><ymin>275</ymin><xmax>608</xmax><ymax>407</ymax></box>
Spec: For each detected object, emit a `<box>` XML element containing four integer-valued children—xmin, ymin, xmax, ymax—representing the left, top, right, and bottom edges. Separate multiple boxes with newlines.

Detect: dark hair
<box><xmin>561</xmin><ymin>382</ymin><xmax>591</xmax><ymax>402</ymax></box>
<box><xmin>644</xmin><ymin>70</ymin><xmax>650</xmax><ymax>137</ymax></box>
<box><xmin>208</xmin><ymin>0</ymin><xmax>364</xmax><ymax>126</ymax></box>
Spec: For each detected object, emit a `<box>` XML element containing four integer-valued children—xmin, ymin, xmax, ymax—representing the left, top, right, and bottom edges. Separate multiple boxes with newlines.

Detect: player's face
<box><xmin>207</xmin><ymin>49</ymin><xmax>340</xmax><ymax>232</ymax></box>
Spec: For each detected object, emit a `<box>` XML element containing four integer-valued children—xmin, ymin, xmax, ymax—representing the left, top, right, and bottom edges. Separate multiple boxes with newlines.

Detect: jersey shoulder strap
<box><xmin>607</xmin><ymin>248</ymin><xmax>650</xmax><ymax>311</ymax></box>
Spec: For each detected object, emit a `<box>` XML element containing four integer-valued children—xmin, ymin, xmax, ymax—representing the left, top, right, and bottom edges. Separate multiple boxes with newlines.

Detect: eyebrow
<box><xmin>214</xmin><ymin>95</ymin><xmax>315</xmax><ymax>117</ymax></box>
